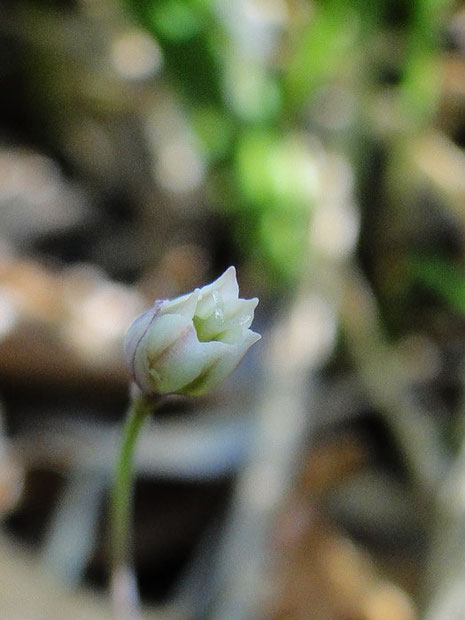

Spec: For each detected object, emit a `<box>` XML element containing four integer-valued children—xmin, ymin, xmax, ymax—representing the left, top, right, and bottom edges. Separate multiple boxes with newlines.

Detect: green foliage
<box><xmin>410</xmin><ymin>255</ymin><xmax>465</xmax><ymax>316</ymax></box>
<box><xmin>191</xmin><ymin>106</ymin><xmax>233</xmax><ymax>161</ymax></box>
<box><xmin>234</xmin><ymin>131</ymin><xmax>316</xmax><ymax>283</ymax></box>
<box><xmin>284</xmin><ymin>0</ymin><xmax>360</xmax><ymax>110</ymax></box>
<box><xmin>150</xmin><ymin>0</ymin><xmax>203</xmax><ymax>42</ymax></box>
<box><xmin>122</xmin><ymin>0</ymin><xmax>315</xmax><ymax>286</ymax></box>
<box><xmin>121</xmin><ymin>0</ymin><xmax>454</xmax><ymax>290</ymax></box>
<box><xmin>401</xmin><ymin>0</ymin><xmax>454</xmax><ymax>124</ymax></box>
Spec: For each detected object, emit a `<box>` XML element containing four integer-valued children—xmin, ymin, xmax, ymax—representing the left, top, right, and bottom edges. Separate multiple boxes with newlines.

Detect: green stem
<box><xmin>110</xmin><ymin>391</ymin><xmax>160</xmax><ymax>574</ymax></box>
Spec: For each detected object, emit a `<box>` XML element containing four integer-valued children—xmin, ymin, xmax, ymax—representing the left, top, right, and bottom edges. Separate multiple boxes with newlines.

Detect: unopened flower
<box><xmin>124</xmin><ymin>267</ymin><xmax>260</xmax><ymax>396</ymax></box>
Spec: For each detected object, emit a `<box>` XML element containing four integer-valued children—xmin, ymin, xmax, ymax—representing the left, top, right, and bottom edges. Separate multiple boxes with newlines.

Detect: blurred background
<box><xmin>0</xmin><ymin>0</ymin><xmax>465</xmax><ymax>618</ymax></box>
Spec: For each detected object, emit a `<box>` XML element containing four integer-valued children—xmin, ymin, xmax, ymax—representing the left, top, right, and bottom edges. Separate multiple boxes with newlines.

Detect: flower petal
<box><xmin>123</xmin><ymin>301</ymin><xmax>165</xmax><ymax>390</ymax></box>
<box><xmin>195</xmin><ymin>266</ymin><xmax>239</xmax><ymax>320</ymax></box>
<box><xmin>160</xmin><ymin>288</ymin><xmax>201</xmax><ymax>319</ymax></box>
<box><xmin>151</xmin><ymin>335</ymin><xmax>227</xmax><ymax>394</ymax></box>
<box><xmin>182</xmin><ymin>329</ymin><xmax>261</xmax><ymax>395</ymax></box>
<box><xmin>194</xmin><ymin>296</ymin><xmax>259</xmax><ymax>342</ymax></box>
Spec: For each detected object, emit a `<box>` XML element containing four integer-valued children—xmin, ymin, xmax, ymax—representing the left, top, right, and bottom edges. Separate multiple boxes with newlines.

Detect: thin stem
<box><xmin>110</xmin><ymin>390</ymin><xmax>161</xmax><ymax>614</ymax></box>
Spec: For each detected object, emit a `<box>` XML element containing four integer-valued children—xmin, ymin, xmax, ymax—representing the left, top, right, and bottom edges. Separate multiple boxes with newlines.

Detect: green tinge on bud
<box><xmin>124</xmin><ymin>267</ymin><xmax>261</xmax><ymax>396</ymax></box>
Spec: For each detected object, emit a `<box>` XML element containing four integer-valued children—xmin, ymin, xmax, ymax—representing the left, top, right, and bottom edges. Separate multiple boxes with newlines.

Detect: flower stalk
<box><xmin>110</xmin><ymin>390</ymin><xmax>161</xmax><ymax>613</ymax></box>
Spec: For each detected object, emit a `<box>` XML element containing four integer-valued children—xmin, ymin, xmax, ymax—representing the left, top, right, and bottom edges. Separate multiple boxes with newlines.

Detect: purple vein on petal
<box><xmin>129</xmin><ymin>300</ymin><xmax>165</xmax><ymax>385</ymax></box>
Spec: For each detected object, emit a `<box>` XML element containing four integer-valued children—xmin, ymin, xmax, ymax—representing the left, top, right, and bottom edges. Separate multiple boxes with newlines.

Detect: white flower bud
<box><xmin>124</xmin><ymin>267</ymin><xmax>261</xmax><ymax>396</ymax></box>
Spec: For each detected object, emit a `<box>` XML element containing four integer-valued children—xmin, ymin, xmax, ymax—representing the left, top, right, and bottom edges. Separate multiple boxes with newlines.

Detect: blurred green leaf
<box><xmin>235</xmin><ymin>131</ymin><xmax>318</xmax><ymax>210</ymax></box>
<box><xmin>149</xmin><ymin>0</ymin><xmax>202</xmax><ymax>42</ymax></box>
<box><xmin>401</xmin><ymin>0</ymin><xmax>453</xmax><ymax>124</ymax></box>
<box><xmin>191</xmin><ymin>105</ymin><xmax>234</xmax><ymax>160</ymax></box>
<box><xmin>410</xmin><ymin>255</ymin><xmax>465</xmax><ymax>315</ymax></box>
<box><xmin>233</xmin><ymin>130</ymin><xmax>316</xmax><ymax>283</ymax></box>
<box><xmin>285</xmin><ymin>0</ymin><xmax>361</xmax><ymax>110</ymax></box>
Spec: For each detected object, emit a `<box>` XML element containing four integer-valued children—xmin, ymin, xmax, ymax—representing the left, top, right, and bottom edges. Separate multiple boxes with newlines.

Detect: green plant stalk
<box><xmin>110</xmin><ymin>391</ymin><xmax>160</xmax><ymax>575</ymax></box>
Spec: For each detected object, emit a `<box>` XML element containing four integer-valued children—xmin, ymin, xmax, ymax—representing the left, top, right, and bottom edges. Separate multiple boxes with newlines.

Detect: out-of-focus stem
<box><xmin>339</xmin><ymin>265</ymin><xmax>446</xmax><ymax>503</ymax></box>
<box><xmin>423</xmin><ymin>387</ymin><xmax>465</xmax><ymax>619</ymax></box>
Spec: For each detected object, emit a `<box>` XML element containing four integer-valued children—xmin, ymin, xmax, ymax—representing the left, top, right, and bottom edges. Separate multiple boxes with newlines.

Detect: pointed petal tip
<box><xmin>163</xmin><ymin>288</ymin><xmax>201</xmax><ymax>319</ymax></box>
<box><xmin>247</xmin><ymin>329</ymin><xmax>262</xmax><ymax>345</ymax></box>
<box><xmin>217</xmin><ymin>265</ymin><xmax>237</xmax><ymax>286</ymax></box>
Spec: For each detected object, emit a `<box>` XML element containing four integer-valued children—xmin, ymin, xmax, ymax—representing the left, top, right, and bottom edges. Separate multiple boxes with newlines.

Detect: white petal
<box><xmin>184</xmin><ymin>329</ymin><xmax>261</xmax><ymax>395</ymax></box>
<box><xmin>144</xmin><ymin>313</ymin><xmax>194</xmax><ymax>360</ymax></box>
<box><xmin>132</xmin><ymin>313</ymin><xmax>194</xmax><ymax>394</ymax></box>
<box><xmin>193</xmin><ymin>297</ymin><xmax>259</xmax><ymax>342</ymax></box>
<box><xmin>160</xmin><ymin>288</ymin><xmax>201</xmax><ymax>319</ymax></box>
<box><xmin>142</xmin><ymin>314</ymin><xmax>227</xmax><ymax>393</ymax></box>
<box><xmin>154</xmin><ymin>337</ymin><xmax>228</xmax><ymax>394</ymax></box>
<box><xmin>195</xmin><ymin>266</ymin><xmax>239</xmax><ymax>319</ymax></box>
<box><xmin>124</xmin><ymin>302</ymin><xmax>165</xmax><ymax>392</ymax></box>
